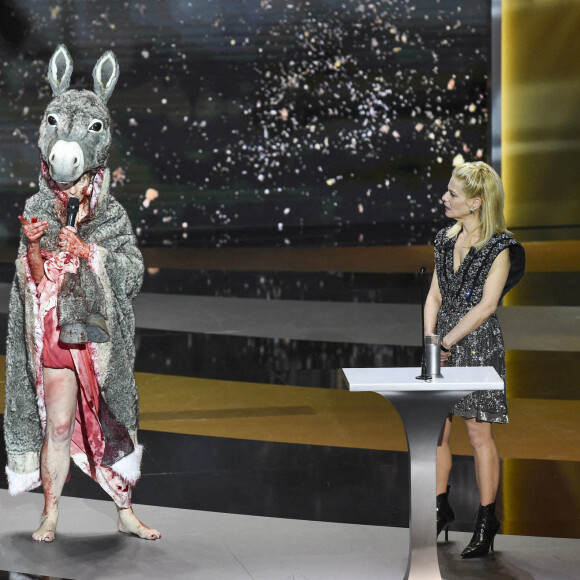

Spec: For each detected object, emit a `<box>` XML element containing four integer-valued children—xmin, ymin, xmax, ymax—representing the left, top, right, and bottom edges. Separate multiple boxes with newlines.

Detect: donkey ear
<box><xmin>48</xmin><ymin>44</ymin><xmax>73</xmax><ymax>96</ymax></box>
<box><xmin>92</xmin><ymin>50</ymin><xmax>120</xmax><ymax>103</ymax></box>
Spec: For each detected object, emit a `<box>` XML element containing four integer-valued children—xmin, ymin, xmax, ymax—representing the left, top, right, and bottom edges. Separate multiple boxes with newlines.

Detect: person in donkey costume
<box><xmin>4</xmin><ymin>44</ymin><xmax>161</xmax><ymax>542</ymax></box>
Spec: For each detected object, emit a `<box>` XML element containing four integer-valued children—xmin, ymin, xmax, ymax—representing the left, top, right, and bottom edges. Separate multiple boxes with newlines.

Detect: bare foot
<box><xmin>117</xmin><ymin>507</ymin><xmax>161</xmax><ymax>540</ymax></box>
<box><xmin>32</xmin><ymin>512</ymin><xmax>58</xmax><ymax>542</ymax></box>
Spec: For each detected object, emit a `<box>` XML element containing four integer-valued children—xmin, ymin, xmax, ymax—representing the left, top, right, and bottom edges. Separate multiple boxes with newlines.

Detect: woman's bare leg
<box><xmin>465</xmin><ymin>418</ymin><xmax>499</xmax><ymax>505</ymax></box>
<box><xmin>33</xmin><ymin>367</ymin><xmax>78</xmax><ymax>542</ymax></box>
<box><xmin>436</xmin><ymin>416</ymin><xmax>453</xmax><ymax>495</ymax></box>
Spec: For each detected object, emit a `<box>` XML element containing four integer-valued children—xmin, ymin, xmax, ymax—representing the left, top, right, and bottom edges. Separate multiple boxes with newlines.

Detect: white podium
<box><xmin>342</xmin><ymin>366</ymin><xmax>503</xmax><ymax>580</ymax></box>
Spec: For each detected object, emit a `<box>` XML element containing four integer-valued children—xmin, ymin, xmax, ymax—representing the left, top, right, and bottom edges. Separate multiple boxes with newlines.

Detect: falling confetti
<box><xmin>0</xmin><ymin>0</ymin><xmax>489</xmax><ymax>248</ymax></box>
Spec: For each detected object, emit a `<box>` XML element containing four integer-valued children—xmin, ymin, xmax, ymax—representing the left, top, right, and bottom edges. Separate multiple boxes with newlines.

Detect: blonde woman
<box><xmin>424</xmin><ymin>161</ymin><xmax>525</xmax><ymax>558</ymax></box>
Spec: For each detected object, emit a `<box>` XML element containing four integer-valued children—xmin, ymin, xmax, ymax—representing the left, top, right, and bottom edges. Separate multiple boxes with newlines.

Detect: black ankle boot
<box><xmin>461</xmin><ymin>502</ymin><xmax>500</xmax><ymax>558</ymax></box>
<box><xmin>436</xmin><ymin>485</ymin><xmax>455</xmax><ymax>540</ymax></box>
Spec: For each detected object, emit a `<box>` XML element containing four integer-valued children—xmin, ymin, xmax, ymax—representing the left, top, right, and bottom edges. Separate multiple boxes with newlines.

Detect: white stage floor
<box><xmin>1</xmin><ymin>490</ymin><xmax>578</xmax><ymax>580</ymax></box>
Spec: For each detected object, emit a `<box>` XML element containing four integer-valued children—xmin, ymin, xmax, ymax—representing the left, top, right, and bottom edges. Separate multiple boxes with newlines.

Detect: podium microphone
<box><xmin>66</xmin><ymin>197</ymin><xmax>80</xmax><ymax>228</ymax></box>
<box><xmin>416</xmin><ymin>266</ymin><xmax>429</xmax><ymax>381</ymax></box>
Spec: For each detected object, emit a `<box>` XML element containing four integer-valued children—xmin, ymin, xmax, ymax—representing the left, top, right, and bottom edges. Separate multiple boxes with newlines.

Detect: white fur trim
<box><xmin>5</xmin><ymin>465</ymin><xmax>41</xmax><ymax>495</ymax></box>
<box><xmin>110</xmin><ymin>444</ymin><xmax>143</xmax><ymax>486</ymax></box>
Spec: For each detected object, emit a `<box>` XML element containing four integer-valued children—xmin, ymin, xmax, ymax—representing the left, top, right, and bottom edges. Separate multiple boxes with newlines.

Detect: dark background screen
<box><xmin>0</xmin><ymin>0</ymin><xmax>490</xmax><ymax>248</ymax></box>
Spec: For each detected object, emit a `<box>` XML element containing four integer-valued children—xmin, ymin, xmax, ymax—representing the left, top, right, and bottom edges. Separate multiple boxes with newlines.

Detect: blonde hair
<box><xmin>447</xmin><ymin>161</ymin><xmax>508</xmax><ymax>250</ymax></box>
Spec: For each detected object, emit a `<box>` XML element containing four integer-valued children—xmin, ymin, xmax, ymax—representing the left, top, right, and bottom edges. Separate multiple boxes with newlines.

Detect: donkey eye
<box><xmin>47</xmin><ymin>114</ymin><xmax>58</xmax><ymax>126</ymax></box>
<box><xmin>89</xmin><ymin>120</ymin><xmax>104</xmax><ymax>132</ymax></box>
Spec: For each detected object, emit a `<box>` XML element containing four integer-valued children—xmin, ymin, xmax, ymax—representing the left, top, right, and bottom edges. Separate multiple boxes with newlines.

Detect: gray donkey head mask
<box><xmin>39</xmin><ymin>44</ymin><xmax>119</xmax><ymax>185</ymax></box>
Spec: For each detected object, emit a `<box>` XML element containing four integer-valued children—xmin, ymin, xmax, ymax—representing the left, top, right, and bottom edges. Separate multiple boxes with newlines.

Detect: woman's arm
<box><xmin>441</xmin><ymin>248</ymin><xmax>510</xmax><ymax>350</ymax></box>
<box><xmin>424</xmin><ymin>270</ymin><xmax>451</xmax><ymax>363</ymax></box>
<box><xmin>18</xmin><ymin>215</ymin><xmax>49</xmax><ymax>284</ymax></box>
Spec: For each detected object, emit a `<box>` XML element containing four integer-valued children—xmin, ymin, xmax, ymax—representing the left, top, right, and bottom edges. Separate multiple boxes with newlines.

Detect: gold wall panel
<box><xmin>503</xmin><ymin>0</ymin><xmax>580</xmax><ymax>229</ymax></box>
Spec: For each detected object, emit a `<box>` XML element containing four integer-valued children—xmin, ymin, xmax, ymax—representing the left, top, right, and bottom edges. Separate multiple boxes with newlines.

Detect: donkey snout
<box><xmin>48</xmin><ymin>140</ymin><xmax>85</xmax><ymax>183</ymax></box>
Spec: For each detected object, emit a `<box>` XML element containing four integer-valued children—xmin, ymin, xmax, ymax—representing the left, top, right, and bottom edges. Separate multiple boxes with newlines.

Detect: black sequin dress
<box><xmin>434</xmin><ymin>227</ymin><xmax>525</xmax><ymax>423</ymax></box>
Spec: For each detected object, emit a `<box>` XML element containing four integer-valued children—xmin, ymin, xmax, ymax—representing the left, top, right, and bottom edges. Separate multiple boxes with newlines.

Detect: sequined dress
<box><xmin>434</xmin><ymin>227</ymin><xmax>525</xmax><ymax>423</ymax></box>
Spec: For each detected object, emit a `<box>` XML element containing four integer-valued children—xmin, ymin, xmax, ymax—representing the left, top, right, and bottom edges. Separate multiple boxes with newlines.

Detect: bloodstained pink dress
<box><xmin>36</xmin><ymin>250</ymin><xmax>131</xmax><ymax>507</ymax></box>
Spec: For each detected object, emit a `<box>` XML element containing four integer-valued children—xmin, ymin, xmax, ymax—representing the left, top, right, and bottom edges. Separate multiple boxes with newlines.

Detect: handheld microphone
<box><xmin>66</xmin><ymin>197</ymin><xmax>80</xmax><ymax>228</ymax></box>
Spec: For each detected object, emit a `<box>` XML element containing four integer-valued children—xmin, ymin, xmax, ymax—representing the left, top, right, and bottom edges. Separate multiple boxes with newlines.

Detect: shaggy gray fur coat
<box><xmin>4</xmin><ymin>169</ymin><xmax>144</xmax><ymax>493</ymax></box>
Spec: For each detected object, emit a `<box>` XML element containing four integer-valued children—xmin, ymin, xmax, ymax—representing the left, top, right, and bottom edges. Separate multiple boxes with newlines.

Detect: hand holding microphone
<box><xmin>59</xmin><ymin>197</ymin><xmax>90</xmax><ymax>259</ymax></box>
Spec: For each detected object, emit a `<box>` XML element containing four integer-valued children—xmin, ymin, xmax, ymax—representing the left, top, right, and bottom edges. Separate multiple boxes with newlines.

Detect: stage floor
<box><xmin>1</xmin><ymin>490</ymin><xmax>578</xmax><ymax>580</ymax></box>
<box><xmin>1</xmin><ymin>240</ymin><xmax>579</xmax><ymax>578</ymax></box>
